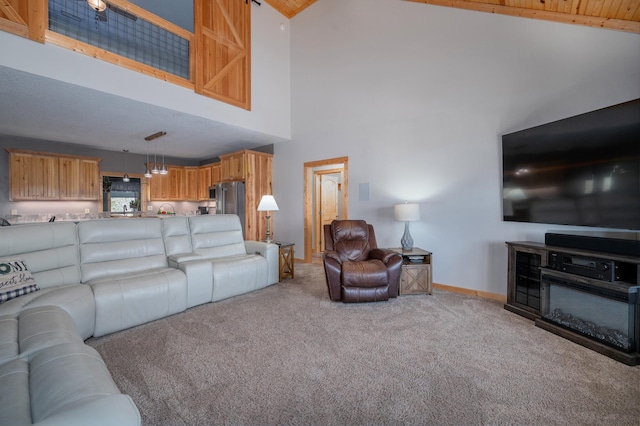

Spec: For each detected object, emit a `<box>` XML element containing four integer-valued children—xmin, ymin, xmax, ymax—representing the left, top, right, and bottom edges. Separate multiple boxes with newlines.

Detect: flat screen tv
<box><xmin>502</xmin><ymin>98</ymin><xmax>640</xmax><ymax>231</ymax></box>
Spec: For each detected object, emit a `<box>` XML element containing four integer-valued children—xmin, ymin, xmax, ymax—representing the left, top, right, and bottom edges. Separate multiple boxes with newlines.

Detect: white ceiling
<box><xmin>0</xmin><ymin>65</ymin><xmax>286</xmax><ymax>159</ymax></box>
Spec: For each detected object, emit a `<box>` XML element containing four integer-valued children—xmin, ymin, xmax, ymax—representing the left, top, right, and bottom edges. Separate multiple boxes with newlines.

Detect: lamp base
<box><xmin>400</xmin><ymin>221</ymin><xmax>414</xmax><ymax>251</ymax></box>
<box><xmin>264</xmin><ymin>214</ymin><xmax>272</xmax><ymax>243</ymax></box>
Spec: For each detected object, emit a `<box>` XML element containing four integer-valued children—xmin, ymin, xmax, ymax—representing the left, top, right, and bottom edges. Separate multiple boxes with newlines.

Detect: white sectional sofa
<box><xmin>0</xmin><ymin>214</ymin><xmax>279</xmax><ymax>425</ymax></box>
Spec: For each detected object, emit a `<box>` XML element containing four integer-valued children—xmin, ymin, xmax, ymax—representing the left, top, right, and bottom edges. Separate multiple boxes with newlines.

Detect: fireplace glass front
<box><xmin>540</xmin><ymin>271</ymin><xmax>638</xmax><ymax>352</ymax></box>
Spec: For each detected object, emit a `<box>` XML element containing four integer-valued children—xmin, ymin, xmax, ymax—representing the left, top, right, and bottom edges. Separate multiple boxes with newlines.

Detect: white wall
<box><xmin>0</xmin><ymin>2</ymin><xmax>290</xmax><ymax>140</ymax></box>
<box><xmin>273</xmin><ymin>0</ymin><xmax>640</xmax><ymax>295</ymax></box>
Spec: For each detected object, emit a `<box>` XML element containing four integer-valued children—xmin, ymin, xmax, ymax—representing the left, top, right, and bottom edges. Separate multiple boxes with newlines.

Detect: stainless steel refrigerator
<box><xmin>215</xmin><ymin>181</ymin><xmax>246</xmax><ymax>237</ymax></box>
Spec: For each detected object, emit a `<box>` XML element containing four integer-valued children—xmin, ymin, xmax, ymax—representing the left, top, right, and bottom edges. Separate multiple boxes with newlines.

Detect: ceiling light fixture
<box><xmin>151</xmin><ymin>151</ymin><xmax>160</xmax><ymax>174</ymax></box>
<box><xmin>143</xmin><ymin>131</ymin><xmax>167</xmax><ymax>176</ymax></box>
<box><xmin>122</xmin><ymin>149</ymin><xmax>130</xmax><ymax>182</ymax></box>
<box><xmin>144</xmin><ymin>131</ymin><xmax>167</xmax><ymax>141</ymax></box>
<box><xmin>87</xmin><ymin>0</ymin><xmax>107</xmax><ymax>12</ymax></box>
<box><xmin>159</xmin><ymin>139</ymin><xmax>168</xmax><ymax>175</ymax></box>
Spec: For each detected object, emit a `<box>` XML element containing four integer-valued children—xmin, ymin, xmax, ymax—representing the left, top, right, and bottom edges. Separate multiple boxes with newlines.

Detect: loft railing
<box><xmin>0</xmin><ymin>0</ymin><xmax>194</xmax><ymax>88</ymax></box>
<box><xmin>0</xmin><ymin>0</ymin><xmax>251</xmax><ymax>109</ymax></box>
<box><xmin>48</xmin><ymin>0</ymin><xmax>190</xmax><ymax>81</ymax></box>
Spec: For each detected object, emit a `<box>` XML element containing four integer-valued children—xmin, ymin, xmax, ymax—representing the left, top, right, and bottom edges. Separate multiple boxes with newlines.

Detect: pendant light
<box><xmin>122</xmin><ymin>149</ymin><xmax>130</xmax><ymax>182</ymax></box>
<box><xmin>151</xmin><ymin>151</ymin><xmax>160</xmax><ymax>174</ymax></box>
<box><xmin>87</xmin><ymin>0</ymin><xmax>106</xmax><ymax>12</ymax></box>
<box><xmin>143</xmin><ymin>131</ymin><xmax>167</xmax><ymax>177</ymax></box>
<box><xmin>159</xmin><ymin>141</ymin><xmax>168</xmax><ymax>175</ymax></box>
<box><xmin>144</xmin><ymin>142</ymin><xmax>152</xmax><ymax>178</ymax></box>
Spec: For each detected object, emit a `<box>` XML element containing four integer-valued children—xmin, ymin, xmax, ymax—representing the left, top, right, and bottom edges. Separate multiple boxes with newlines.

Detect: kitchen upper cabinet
<box><xmin>149</xmin><ymin>168</ymin><xmax>169</xmax><ymax>201</ymax></box>
<box><xmin>60</xmin><ymin>158</ymin><xmax>100</xmax><ymax>200</ymax></box>
<box><xmin>211</xmin><ymin>163</ymin><xmax>221</xmax><ymax>185</ymax></box>
<box><xmin>197</xmin><ymin>164</ymin><xmax>213</xmax><ymax>201</ymax></box>
<box><xmin>8</xmin><ymin>149</ymin><xmax>100</xmax><ymax>201</ymax></box>
<box><xmin>168</xmin><ymin>166</ymin><xmax>185</xmax><ymax>200</ymax></box>
<box><xmin>184</xmin><ymin>166</ymin><xmax>199</xmax><ymax>201</ymax></box>
<box><xmin>220</xmin><ymin>151</ymin><xmax>247</xmax><ymax>182</ymax></box>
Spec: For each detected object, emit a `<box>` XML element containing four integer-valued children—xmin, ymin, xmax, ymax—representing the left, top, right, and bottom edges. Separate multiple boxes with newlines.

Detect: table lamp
<box><xmin>394</xmin><ymin>202</ymin><xmax>420</xmax><ymax>251</ymax></box>
<box><xmin>257</xmin><ymin>195</ymin><xmax>279</xmax><ymax>242</ymax></box>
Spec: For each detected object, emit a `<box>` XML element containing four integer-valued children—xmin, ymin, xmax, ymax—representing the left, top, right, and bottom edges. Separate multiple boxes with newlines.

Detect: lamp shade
<box><xmin>257</xmin><ymin>195</ymin><xmax>279</xmax><ymax>211</ymax></box>
<box><xmin>394</xmin><ymin>203</ymin><xmax>420</xmax><ymax>222</ymax></box>
<box><xmin>87</xmin><ymin>0</ymin><xmax>106</xmax><ymax>12</ymax></box>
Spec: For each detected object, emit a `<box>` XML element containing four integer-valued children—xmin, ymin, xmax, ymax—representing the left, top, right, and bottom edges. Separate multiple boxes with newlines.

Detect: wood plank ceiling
<box><xmin>264</xmin><ymin>0</ymin><xmax>639</xmax><ymax>33</ymax></box>
<box><xmin>264</xmin><ymin>0</ymin><xmax>317</xmax><ymax>18</ymax></box>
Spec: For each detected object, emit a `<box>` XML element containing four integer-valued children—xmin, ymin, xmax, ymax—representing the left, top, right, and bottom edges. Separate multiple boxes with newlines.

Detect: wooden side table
<box><xmin>389</xmin><ymin>247</ymin><xmax>433</xmax><ymax>295</ymax></box>
<box><xmin>272</xmin><ymin>242</ymin><xmax>294</xmax><ymax>281</ymax></box>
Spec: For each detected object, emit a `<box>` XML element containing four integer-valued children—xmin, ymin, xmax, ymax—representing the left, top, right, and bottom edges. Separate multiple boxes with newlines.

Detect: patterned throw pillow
<box><xmin>0</xmin><ymin>258</ymin><xmax>40</xmax><ymax>304</ymax></box>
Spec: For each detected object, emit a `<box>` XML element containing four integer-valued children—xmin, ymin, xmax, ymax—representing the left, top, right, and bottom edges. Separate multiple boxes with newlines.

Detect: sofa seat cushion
<box><xmin>0</xmin><ymin>358</ymin><xmax>31</xmax><ymax>425</ymax></box>
<box><xmin>87</xmin><ymin>268</ymin><xmax>188</xmax><ymax>337</ymax></box>
<box><xmin>341</xmin><ymin>259</ymin><xmax>388</xmax><ymax>288</ymax></box>
<box><xmin>0</xmin><ymin>343</ymin><xmax>140</xmax><ymax>426</ymax></box>
<box><xmin>18</xmin><ymin>306</ymin><xmax>84</xmax><ymax>361</ymax></box>
<box><xmin>0</xmin><ymin>285</ymin><xmax>95</xmax><ymax>340</ymax></box>
<box><xmin>0</xmin><ymin>306</ymin><xmax>84</xmax><ymax>368</ymax></box>
<box><xmin>210</xmin><ymin>254</ymin><xmax>269</xmax><ymax>302</ymax></box>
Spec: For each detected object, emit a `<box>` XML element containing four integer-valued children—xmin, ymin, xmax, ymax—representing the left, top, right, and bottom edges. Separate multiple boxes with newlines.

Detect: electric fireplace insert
<box><xmin>537</xmin><ymin>268</ymin><xmax>640</xmax><ymax>365</ymax></box>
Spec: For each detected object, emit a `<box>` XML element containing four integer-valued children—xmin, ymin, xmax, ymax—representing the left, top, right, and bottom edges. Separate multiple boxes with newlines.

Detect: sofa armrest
<box><xmin>370</xmin><ymin>248</ymin><xmax>402</xmax><ymax>265</ymax></box>
<box><xmin>245</xmin><ymin>241</ymin><xmax>279</xmax><ymax>285</ymax></box>
<box><xmin>175</xmin><ymin>260</ymin><xmax>213</xmax><ymax>308</ymax></box>
<box><xmin>167</xmin><ymin>252</ymin><xmax>204</xmax><ymax>269</ymax></box>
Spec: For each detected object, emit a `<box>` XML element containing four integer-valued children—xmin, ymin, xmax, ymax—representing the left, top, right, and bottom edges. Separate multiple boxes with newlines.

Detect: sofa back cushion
<box><xmin>0</xmin><ymin>222</ymin><xmax>80</xmax><ymax>289</ymax></box>
<box><xmin>78</xmin><ymin>218</ymin><xmax>168</xmax><ymax>282</ymax></box>
<box><xmin>188</xmin><ymin>215</ymin><xmax>246</xmax><ymax>259</ymax></box>
<box><xmin>161</xmin><ymin>216</ymin><xmax>193</xmax><ymax>256</ymax></box>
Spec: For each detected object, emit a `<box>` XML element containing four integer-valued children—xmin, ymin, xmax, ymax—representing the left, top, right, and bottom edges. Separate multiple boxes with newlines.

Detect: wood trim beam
<box><xmin>0</xmin><ymin>16</ymin><xmax>27</xmax><ymax>37</ymax></box>
<box><xmin>104</xmin><ymin>0</ymin><xmax>193</xmax><ymax>40</ymax></box>
<box><xmin>27</xmin><ymin>0</ymin><xmax>45</xmax><ymax>43</ymax></box>
<box><xmin>405</xmin><ymin>0</ymin><xmax>640</xmax><ymax>33</ymax></box>
<box><xmin>45</xmin><ymin>30</ymin><xmax>195</xmax><ymax>90</ymax></box>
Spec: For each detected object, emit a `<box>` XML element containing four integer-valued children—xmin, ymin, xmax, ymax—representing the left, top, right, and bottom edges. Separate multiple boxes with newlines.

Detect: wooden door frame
<box><xmin>303</xmin><ymin>157</ymin><xmax>349</xmax><ymax>263</ymax></box>
<box><xmin>313</xmin><ymin>168</ymin><xmax>343</xmax><ymax>254</ymax></box>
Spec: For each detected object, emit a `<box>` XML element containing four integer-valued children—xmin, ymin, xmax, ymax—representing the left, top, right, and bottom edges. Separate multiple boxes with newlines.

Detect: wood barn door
<box><xmin>195</xmin><ymin>0</ymin><xmax>251</xmax><ymax>110</ymax></box>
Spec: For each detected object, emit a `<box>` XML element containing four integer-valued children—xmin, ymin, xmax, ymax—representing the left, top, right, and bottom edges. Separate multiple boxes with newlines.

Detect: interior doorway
<box><xmin>303</xmin><ymin>157</ymin><xmax>349</xmax><ymax>263</ymax></box>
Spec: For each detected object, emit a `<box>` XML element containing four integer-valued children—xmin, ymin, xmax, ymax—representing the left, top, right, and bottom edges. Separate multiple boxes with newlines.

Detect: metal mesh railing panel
<box><xmin>48</xmin><ymin>0</ymin><xmax>189</xmax><ymax>79</ymax></box>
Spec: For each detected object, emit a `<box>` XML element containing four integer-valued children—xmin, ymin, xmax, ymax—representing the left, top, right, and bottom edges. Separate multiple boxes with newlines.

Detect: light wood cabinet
<box><xmin>8</xmin><ymin>149</ymin><xmax>100</xmax><ymax>201</ymax></box>
<box><xmin>197</xmin><ymin>164</ymin><xmax>213</xmax><ymax>201</ymax></box>
<box><xmin>60</xmin><ymin>158</ymin><xmax>100</xmax><ymax>200</ymax></box>
<box><xmin>168</xmin><ymin>166</ymin><xmax>185</xmax><ymax>200</ymax></box>
<box><xmin>243</xmin><ymin>151</ymin><xmax>273</xmax><ymax>242</ymax></box>
<box><xmin>220</xmin><ymin>151</ymin><xmax>246</xmax><ymax>182</ymax></box>
<box><xmin>211</xmin><ymin>163</ymin><xmax>221</xmax><ymax>185</ymax></box>
<box><xmin>148</xmin><ymin>167</ymin><xmax>169</xmax><ymax>201</ymax></box>
<box><xmin>184</xmin><ymin>166</ymin><xmax>199</xmax><ymax>201</ymax></box>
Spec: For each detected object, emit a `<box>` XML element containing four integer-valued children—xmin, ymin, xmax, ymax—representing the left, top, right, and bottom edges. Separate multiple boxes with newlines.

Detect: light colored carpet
<box><xmin>87</xmin><ymin>263</ymin><xmax>640</xmax><ymax>426</ymax></box>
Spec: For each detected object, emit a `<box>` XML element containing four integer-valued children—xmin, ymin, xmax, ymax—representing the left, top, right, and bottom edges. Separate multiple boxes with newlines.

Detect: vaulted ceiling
<box><xmin>264</xmin><ymin>0</ymin><xmax>318</xmax><ymax>18</ymax></box>
<box><xmin>266</xmin><ymin>0</ymin><xmax>639</xmax><ymax>33</ymax></box>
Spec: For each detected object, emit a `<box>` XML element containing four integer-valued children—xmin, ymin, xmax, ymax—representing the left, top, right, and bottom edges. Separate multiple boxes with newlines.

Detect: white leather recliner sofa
<box><xmin>0</xmin><ymin>214</ymin><xmax>279</xmax><ymax>426</ymax></box>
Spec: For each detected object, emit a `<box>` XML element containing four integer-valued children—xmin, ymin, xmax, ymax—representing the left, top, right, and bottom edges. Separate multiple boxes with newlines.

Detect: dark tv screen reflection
<box><xmin>502</xmin><ymin>99</ymin><xmax>640</xmax><ymax>231</ymax></box>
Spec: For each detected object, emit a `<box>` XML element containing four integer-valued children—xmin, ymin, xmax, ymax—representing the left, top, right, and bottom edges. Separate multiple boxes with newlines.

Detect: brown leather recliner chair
<box><xmin>323</xmin><ymin>220</ymin><xmax>402</xmax><ymax>303</ymax></box>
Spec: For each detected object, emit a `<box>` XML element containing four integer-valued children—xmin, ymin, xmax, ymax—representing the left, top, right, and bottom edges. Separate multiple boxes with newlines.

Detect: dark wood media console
<box><xmin>506</xmin><ymin>241</ymin><xmax>640</xmax><ymax>365</ymax></box>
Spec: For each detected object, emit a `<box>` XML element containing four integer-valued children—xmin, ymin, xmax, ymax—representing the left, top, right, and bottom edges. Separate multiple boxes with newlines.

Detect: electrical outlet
<box><xmin>10</xmin><ymin>209</ymin><xmax>18</xmax><ymax>215</ymax></box>
<box><xmin>85</xmin><ymin>209</ymin><xmax>90</xmax><ymax>213</ymax></box>
<box><xmin>147</xmin><ymin>206</ymin><xmax>153</xmax><ymax>211</ymax></box>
